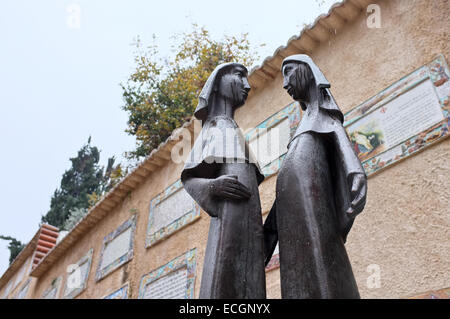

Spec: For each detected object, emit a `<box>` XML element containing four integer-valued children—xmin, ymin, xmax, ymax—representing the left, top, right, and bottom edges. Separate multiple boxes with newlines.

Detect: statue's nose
<box><xmin>243</xmin><ymin>78</ymin><xmax>251</xmax><ymax>92</ymax></box>
<box><xmin>283</xmin><ymin>77</ymin><xmax>289</xmax><ymax>90</ymax></box>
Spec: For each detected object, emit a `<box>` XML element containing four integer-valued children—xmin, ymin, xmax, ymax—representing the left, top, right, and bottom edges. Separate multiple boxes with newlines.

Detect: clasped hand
<box><xmin>209</xmin><ymin>175</ymin><xmax>251</xmax><ymax>200</ymax></box>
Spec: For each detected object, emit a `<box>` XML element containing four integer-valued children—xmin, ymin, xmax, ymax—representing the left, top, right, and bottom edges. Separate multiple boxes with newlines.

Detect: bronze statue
<box><xmin>264</xmin><ymin>55</ymin><xmax>367</xmax><ymax>299</ymax></box>
<box><xmin>181</xmin><ymin>63</ymin><xmax>266</xmax><ymax>299</ymax></box>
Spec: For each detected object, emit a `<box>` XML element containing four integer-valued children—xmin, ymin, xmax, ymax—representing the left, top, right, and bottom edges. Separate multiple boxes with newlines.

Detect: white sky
<box><xmin>0</xmin><ymin>0</ymin><xmax>337</xmax><ymax>276</ymax></box>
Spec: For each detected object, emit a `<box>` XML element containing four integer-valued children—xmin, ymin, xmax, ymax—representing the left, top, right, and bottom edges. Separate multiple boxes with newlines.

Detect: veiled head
<box><xmin>282</xmin><ymin>61</ymin><xmax>314</xmax><ymax>102</ymax></box>
<box><xmin>215</xmin><ymin>64</ymin><xmax>251</xmax><ymax>108</ymax></box>
<box><xmin>194</xmin><ymin>62</ymin><xmax>250</xmax><ymax>121</ymax></box>
<box><xmin>281</xmin><ymin>54</ymin><xmax>344</xmax><ymax>122</ymax></box>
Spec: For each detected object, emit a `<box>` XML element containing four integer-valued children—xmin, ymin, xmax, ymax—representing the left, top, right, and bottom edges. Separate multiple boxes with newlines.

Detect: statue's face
<box><xmin>282</xmin><ymin>62</ymin><xmax>311</xmax><ymax>102</ymax></box>
<box><xmin>217</xmin><ymin>65</ymin><xmax>251</xmax><ymax>107</ymax></box>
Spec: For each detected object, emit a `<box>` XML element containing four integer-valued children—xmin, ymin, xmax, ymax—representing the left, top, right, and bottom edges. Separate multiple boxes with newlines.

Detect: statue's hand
<box><xmin>346</xmin><ymin>173</ymin><xmax>367</xmax><ymax>217</ymax></box>
<box><xmin>209</xmin><ymin>175</ymin><xmax>251</xmax><ymax>201</ymax></box>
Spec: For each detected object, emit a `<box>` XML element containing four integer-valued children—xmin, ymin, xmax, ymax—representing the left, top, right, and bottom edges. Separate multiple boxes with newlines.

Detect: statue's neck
<box><xmin>299</xmin><ymin>84</ymin><xmax>321</xmax><ymax>110</ymax></box>
<box><xmin>207</xmin><ymin>94</ymin><xmax>235</xmax><ymax>119</ymax></box>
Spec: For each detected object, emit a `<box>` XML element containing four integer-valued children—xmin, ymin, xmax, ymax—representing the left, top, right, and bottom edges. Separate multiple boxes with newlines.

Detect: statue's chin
<box><xmin>286</xmin><ymin>90</ymin><xmax>299</xmax><ymax>101</ymax></box>
<box><xmin>293</xmin><ymin>94</ymin><xmax>306</xmax><ymax>103</ymax></box>
<box><xmin>233</xmin><ymin>99</ymin><xmax>246</xmax><ymax>108</ymax></box>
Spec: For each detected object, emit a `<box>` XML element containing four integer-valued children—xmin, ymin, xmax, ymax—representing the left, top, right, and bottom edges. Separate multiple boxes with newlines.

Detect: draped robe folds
<box><xmin>181</xmin><ymin>115</ymin><xmax>266</xmax><ymax>299</ymax></box>
<box><xmin>264</xmin><ymin>95</ymin><xmax>366</xmax><ymax>299</ymax></box>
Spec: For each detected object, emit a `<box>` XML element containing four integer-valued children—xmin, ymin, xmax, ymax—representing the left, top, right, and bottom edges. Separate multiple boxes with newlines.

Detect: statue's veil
<box><xmin>194</xmin><ymin>62</ymin><xmax>247</xmax><ymax>123</ymax></box>
<box><xmin>282</xmin><ymin>54</ymin><xmax>344</xmax><ymax>123</ymax></box>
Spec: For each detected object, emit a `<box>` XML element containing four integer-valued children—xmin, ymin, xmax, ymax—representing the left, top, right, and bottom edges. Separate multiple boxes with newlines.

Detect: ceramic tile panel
<box><xmin>103</xmin><ymin>283</ymin><xmax>129</xmax><ymax>299</ymax></box>
<box><xmin>344</xmin><ymin>54</ymin><xmax>450</xmax><ymax>176</ymax></box>
<box><xmin>146</xmin><ymin>181</ymin><xmax>200</xmax><ymax>248</ymax></box>
<box><xmin>64</xmin><ymin>248</ymin><xmax>93</xmax><ymax>299</ymax></box>
<box><xmin>42</xmin><ymin>276</ymin><xmax>62</xmax><ymax>299</ymax></box>
<box><xmin>96</xmin><ymin>214</ymin><xmax>137</xmax><ymax>281</ymax></box>
<box><xmin>138</xmin><ymin>249</ymin><xmax>197</xmax><ymax>299</ymax></box>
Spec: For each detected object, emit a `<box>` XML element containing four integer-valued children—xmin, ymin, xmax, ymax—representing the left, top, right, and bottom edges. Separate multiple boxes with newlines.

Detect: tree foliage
<box><xmin>62</xmin><ymin>207</ymin><xmax>88</xmax><ymax>231</ymax></box>
<box><xmin>121</xmin><ymin>24</ymin><xmax>261</xmax><ymax>161</ymax></box>
<box><xmin>0</xmin><ymin>236</ymin><xmax>25</xmax><ymax>265</ymax></box>
<box><xmin>41</xmin><ymin>137</ymin><xmax>124</xmax><ymax>230</ymax></box>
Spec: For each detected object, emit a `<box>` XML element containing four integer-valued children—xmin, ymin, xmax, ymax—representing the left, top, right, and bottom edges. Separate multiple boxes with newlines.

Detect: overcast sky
<box><xmin>0</xmin><ymin>0</ymin><xmax>337</xmax><ymax>275</ymax></box>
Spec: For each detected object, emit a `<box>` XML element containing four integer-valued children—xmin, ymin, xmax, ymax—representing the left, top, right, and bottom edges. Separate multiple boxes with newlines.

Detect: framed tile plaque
<box><xmin>42</xmin><ymin>276</ymin><xmax>62</xmax><ymax>299</ymax></box>
<box><xmin>138</xmin><ymin>249</ymin><xmax>197</xmax><ymax>299</ymax></box>
<box><xmin>344</xmin><ymin>55</ymin><xmax>450</xmax><ymax>176</ymax></box>
<box><xmin>64</xmin><ymin>248</ymin><xmax>93</xmax><ymax>299</ymax></box>
<box><xmin>103</xmin><ymin>283</ymin><xmax>129</xmax><ymax>299</ymax></box>
<box><xmin>146</xmin><ymin>180</ymin><xmax>200</xmax><ymax>248</ymax></box>
<box><xmin>96</xmin><ymin>214</ymin><xmax>137</xmax><ymax>281</ymax></box>
<box><xmin>14</xmin><ymin>278</ymin><xmax>31</xmax><ymax>299</ymax></box>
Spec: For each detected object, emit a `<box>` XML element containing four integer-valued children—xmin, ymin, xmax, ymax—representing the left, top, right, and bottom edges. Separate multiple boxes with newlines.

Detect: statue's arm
<box><xmin>334</xmin><ymin>123</ymin><xmax>368</xmax><ymax>217</ymax></box>
<box><xmin>183</xmin><ymin>176</ymin><xmax>220</xmax><ymax>217</ymax></box>
<box><xmin>182</xmin><ymin>173</ymin><xmax>251</xmax><ymax>218</ymax></box>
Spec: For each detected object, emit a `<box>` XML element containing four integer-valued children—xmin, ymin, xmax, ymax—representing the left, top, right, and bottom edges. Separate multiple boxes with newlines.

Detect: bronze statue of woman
<box><xmin>181</xmin><ymin>63</ymin><xmax>266</xmax><ymax>299</ymax></box>
<box><xmin>264</xmin><ymin>55</ymin><xmax>367</xmax><ymax>299</ymax></box>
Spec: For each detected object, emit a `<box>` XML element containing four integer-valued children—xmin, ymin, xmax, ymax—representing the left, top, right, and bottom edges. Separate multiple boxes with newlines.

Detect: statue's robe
<box><xmin>182</xmin><ymin>115</ymin><xmax>266</xmax><ymax>299</ymax></box>
<box><xmin>264</xmin><ymin>95</ymin><xmax>365</xmax><ymax>299</ymax></box>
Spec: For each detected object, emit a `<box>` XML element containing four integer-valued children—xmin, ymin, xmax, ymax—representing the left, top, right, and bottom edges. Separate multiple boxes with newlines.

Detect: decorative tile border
<box><xmin>14</xmin><ymin>278</ymin><xmax>31</xmax><ymax>299</ymax></box>
<box><xmin>408</xmin><ymin>287</ymin><xmax>450</xmax><ymax>299</ymax></box>
<box><xmin>138</xmin><ymin>248</ymin><xmax>197</xmax><ymax>299</ymax></box>
<box><xmin>245</xmin><ymin>101</ymin><xmax>301</xmax><ymax>177</ymax></box>
<box><xmin>344</xmin><ymin>54</ymin><xmax>450</xmax><ymax>176</ymax></box>
<box><xmin>42</xmin><ymin>276</ymin><xmax>62</xmax><ymax>299</ymax></box>
<box><xmin>145</xmin><ymin>180</ymin><xmax>200</xmax><ymax>248</ymax></box>
<box><xmin>103</xmin><ymin>283</ymin><xmax>129</xmax><ymax>299</ymax></box>
<box><xmin>95</xmin><ymin>214</ymin><xmax>137</xmax><ymax>281</ymax></box>
<box><xmin>64</xmin><ymin>248</ymin><xmax>93</xmax><ymax>299</ymax></box>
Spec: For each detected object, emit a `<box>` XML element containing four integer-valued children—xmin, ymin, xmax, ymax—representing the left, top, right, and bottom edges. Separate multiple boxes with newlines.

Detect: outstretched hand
<box><xmin>209</xmin><ymin>175</ymin><xmax>251</xmax><ymax>201</ymax></box>
<box><xmin>346</xmin><ymin>173</ymin><xmax>367</xmax><ymax>217</ymax></box>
